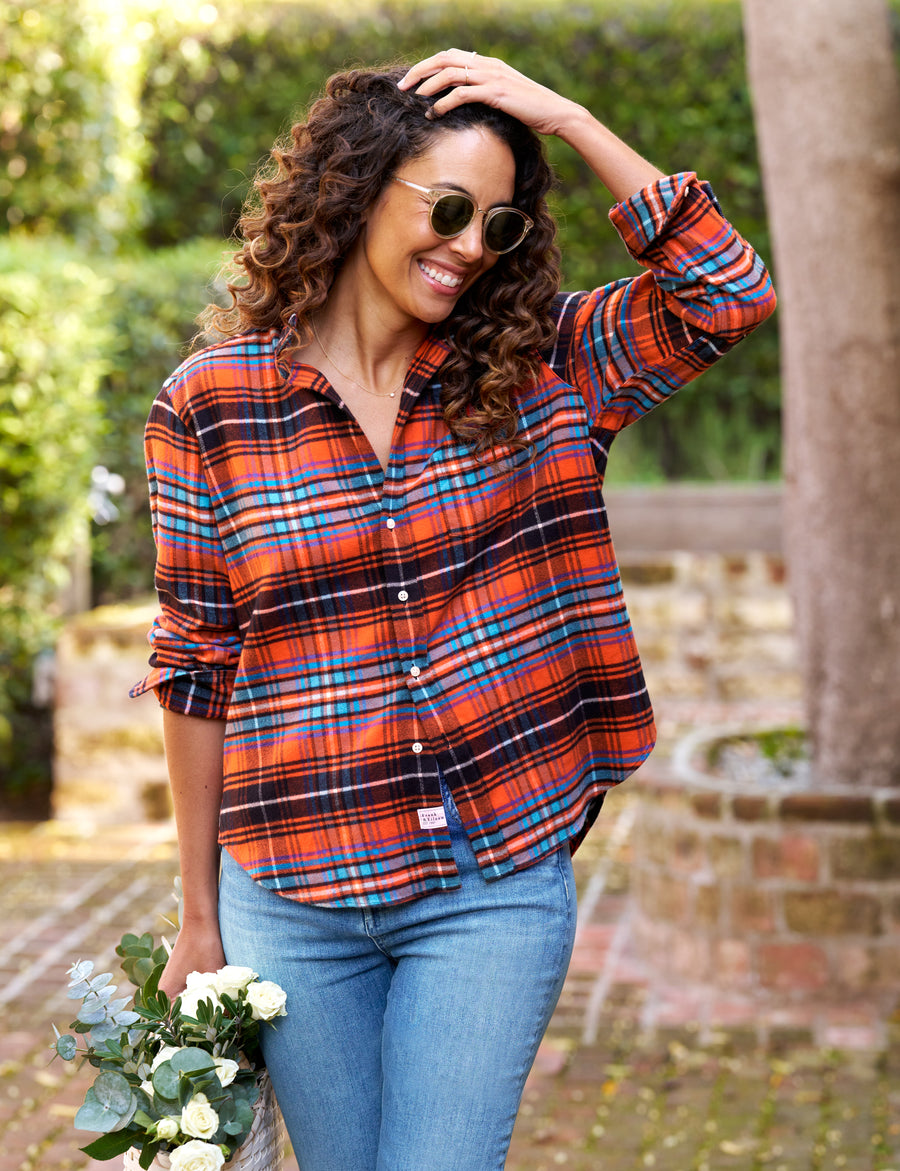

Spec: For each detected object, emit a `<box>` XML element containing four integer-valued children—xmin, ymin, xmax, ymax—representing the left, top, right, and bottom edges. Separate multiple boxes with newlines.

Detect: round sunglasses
<box><xmin>393</xmin><ymin>177</ymin><xmax>533</xmax><ymax>255</ymax></box>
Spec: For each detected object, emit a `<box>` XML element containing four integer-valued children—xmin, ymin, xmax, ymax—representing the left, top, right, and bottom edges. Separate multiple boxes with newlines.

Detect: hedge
<box><xmin>0</xmin><ymin>1</ymin><xmax>146</xmax><ymax>248</ymax></box>
<box><xmin>91</xmin><ymin>239</ymin><xmax>228</xmax><ymax>605</ymax></box>
<box><xmin>0</xmin><ymin>239</ymin><xmax>108</xmax><ymax>806</ymax></box>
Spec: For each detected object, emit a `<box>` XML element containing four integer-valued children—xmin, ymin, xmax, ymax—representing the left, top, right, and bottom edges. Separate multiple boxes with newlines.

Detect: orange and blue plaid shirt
<box><xmin>132</xmin><ymin>173</ymin><xmax>775</xmax><ymax>906</ymax></box>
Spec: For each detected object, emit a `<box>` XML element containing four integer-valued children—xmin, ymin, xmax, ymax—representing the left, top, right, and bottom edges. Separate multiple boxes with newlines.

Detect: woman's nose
<box><xmin>449</xmin><ymin>216</ymin><xmax>485</xmax><ymax>263</ymax></box>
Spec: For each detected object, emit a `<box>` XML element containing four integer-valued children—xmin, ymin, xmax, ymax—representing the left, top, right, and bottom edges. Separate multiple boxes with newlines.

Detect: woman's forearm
<box><xmin>553</xmin><ymin>102</ymin><xmax>665</xmax><ymax>205</ymax></box>
<box><xmin>163</xmin><ymin>709</ymin><xmax>227</xmax><ymax>927</ymax></box>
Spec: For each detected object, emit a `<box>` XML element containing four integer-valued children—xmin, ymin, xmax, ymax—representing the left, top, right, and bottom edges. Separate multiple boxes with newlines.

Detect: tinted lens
<box><xmin>483</xmin><ymin>209</ymin><xmax>529</xmax><ymax>253</ymax></box>
<box><xmin>430</xmin><ymin>193</ymin><xmax>477</xmax><ymax>238</ymax></box>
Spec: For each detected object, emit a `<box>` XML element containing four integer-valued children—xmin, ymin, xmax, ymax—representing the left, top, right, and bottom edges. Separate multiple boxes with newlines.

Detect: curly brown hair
<box><xmin>201</xmin><ymin>65</ymin><xmax>562</xmax><ymax>453</ymax></box>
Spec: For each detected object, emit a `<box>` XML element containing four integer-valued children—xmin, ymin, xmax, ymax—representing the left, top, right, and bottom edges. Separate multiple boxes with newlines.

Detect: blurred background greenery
<box><xmin>2</xmin><ymin>0</ymin><xmax>892</xmax><ymax>802</ymax></box>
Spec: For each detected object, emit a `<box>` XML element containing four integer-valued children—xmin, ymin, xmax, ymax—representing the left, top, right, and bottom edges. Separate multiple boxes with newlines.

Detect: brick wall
<box><xmin>632</xmin><ymin>764</ymin><xmax>900</xmax><ymax>1011</ymax></box>
<box><xmin>621</xmin><ymin>550</ymin><xmax>800</xmax><ymax>706</ymax></box>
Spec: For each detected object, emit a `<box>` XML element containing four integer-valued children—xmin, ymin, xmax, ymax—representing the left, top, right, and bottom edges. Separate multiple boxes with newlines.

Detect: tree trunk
<box><xmin>742</xmin><ymin>0</ymin><xmax>900</xmax><ymax>787</ymax></box>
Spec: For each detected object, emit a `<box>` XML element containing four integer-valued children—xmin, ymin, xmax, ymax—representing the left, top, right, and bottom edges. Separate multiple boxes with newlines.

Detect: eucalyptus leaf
<box><xmin>68</xmin><ymin>960</ymin><xmax>94</xmax><ymax>982</ymax></box>
<box><xmin>233</xmin><ymin>1099</ymin><xmax>254</xmax><ymax>1131</ymax></box>
<box><xmin>108</xmin><ymin>996</ymin><xmax>138</xmax><ymax>1018</ymax></box>
<box><xmin>151</xmin><ymin>1063</ymin><xmax>179</xmax><ymax>1101</ymax></box>
<box><xmin>88</xmin><ymin>1020</ymin><xmax>129</xmax><ymax>1043</ymax></box>
<box><xmin>93</xmin><ymin>1070</ymin><xmax>135</xmax><ymax>1114</ymax></box>
<box><xmin>74</xmin><ymin>1077</ymin><xmax>133</xmax><ymax>1132</ymax></box>
<box><xmin>54</xmin><ymin>1033</ymin><xmax>78</xmax><ymax>1061</ymax></box>
<box><xmin>77</xmin><ymin>1000</ymin><xmax>110</xmax><ymax>1026</ymax></box>
<box><xmin>170</xmin><ymin>1048</ymin><xmax>216</xmax><ymax>1076</ymax></box>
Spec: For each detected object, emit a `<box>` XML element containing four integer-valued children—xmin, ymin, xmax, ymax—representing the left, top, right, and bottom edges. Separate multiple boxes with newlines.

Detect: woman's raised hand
<box><xmin>400</xmin><ymin>48</ymin><xmax>664</xmax><ymax>203</ymax></box>
<box><xmin>398</xmin><ymin>49</ymin><xmax>583</xmax><ymax>139</ymax></box>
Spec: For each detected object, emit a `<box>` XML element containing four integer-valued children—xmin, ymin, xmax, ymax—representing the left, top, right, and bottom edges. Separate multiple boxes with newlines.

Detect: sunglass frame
<box><xmin>393</xmin><ymin>177</ymin><xmax>533</xmax><ymax>254</ymax></box>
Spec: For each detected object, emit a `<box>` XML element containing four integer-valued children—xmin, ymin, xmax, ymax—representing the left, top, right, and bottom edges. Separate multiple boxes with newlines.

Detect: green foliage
<box><xmin>0</xmin><ymin>1</ymin><xmax>145</xmax><ymax>248</ymax></box>
<box><xmin>54</xmin><ymin>930</ymin><xmax>284</xmax><ymax>1164</ymax></box>
<box><xmin>90</xmin><ymin>239</ymin><xmax>227</xmax><ymax>603</ymax></box>
<box><xmin>116</xmin><ymin>932</ymin><xmax>171</xmax><ymax>989</ymax></box>
<box><xmin>0</xmin><ymin>238</ymin><xmax>108</xmax><ymax>798</ymax></box>
<box><xmin>75</xmin><ymin>1070</ymin><xmax>137</xmax><ymax>1134</ymax></box>
<box><xmin>133</xmin><ymin>0</ymin><xmax>765</xmax><ymax>251</ymax></box>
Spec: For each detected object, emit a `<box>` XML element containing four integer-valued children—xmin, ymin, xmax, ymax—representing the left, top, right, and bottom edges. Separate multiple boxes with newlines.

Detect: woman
<box><xmin>133</xmin><ymin>50</ymin><xmax>775</xmax><ymax>1170</ymax></box>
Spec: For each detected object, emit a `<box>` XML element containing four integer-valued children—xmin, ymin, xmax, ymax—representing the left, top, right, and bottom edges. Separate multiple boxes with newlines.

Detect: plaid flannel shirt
<box><xmin>132</xmin><ymin>172</ymin><xmax>776</xmax><ymax>906</ymax></box>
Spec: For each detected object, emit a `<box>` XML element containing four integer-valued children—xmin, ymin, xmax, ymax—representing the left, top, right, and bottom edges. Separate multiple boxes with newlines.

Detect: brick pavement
<box><xmin>1</xmin><ymin>779</ymin><xmax>897</xmax><ymax>1171</ymax></box>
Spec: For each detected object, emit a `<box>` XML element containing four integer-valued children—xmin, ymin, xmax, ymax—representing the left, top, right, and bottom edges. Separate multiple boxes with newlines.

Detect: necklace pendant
<box><xmin>390</xmin><ymin>391</ymin><xmax>396</xmax><ymax>398</ymax></box>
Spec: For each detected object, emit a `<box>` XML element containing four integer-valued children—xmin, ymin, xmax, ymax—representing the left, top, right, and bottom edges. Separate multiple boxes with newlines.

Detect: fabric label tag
<box><xmin>417</xmin><ymin>805</ymin><xmax>448</xmax><ymax>830</ymax></box>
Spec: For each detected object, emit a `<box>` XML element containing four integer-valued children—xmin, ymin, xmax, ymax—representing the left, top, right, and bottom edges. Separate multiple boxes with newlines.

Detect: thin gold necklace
<box><xmin>310</xmin><ymin>318</ymin><xmax>404</xmax><ymax>400</ymax></box>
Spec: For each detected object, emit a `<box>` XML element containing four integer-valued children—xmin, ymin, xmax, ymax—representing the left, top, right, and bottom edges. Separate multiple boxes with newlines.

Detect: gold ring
<box><xmin>464</xmin><ymin>65</ymin><xmax>469</xmax><ymax>84</ymax></box>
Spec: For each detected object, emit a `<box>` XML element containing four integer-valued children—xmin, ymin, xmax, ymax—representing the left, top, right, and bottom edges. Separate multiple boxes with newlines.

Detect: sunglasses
<box><xmin>393</xmin><ymin>177</ymin><xmax>533</xmax><ymax>254</ymax></box>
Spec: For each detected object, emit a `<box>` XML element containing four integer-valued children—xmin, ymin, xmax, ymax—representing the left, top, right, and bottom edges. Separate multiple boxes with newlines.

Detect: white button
<box><xmin>410</xmin><ymin>665</ymin><xmax>421</xmax><ymax>678</ymax></box>
<box><xmin>398</xmin><ymin>590</ymin><xmax>409</xmax><ymax>602</ymax></box>
<box><xmin>412</xmin><ymin>742</ymin><xmax>423</xmax><ymax>754</ymax></box>
<box><xmin>386</xmin><ymin>518</ymin><xmax>396</xmax><ymax>530</ymax></box>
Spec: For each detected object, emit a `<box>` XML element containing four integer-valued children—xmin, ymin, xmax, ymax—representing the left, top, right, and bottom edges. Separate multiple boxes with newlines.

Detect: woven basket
<box><xmin>122</xmin><ymin>1072</ymin><xmax>285</xmax><ymax>1170</ymax></box>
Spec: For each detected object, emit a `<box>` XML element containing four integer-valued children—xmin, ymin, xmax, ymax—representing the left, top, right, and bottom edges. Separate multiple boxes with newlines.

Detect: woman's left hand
<box><xmin>398</xmin><ymin>49</ymin><xmax>583</xmax><ymax>139</ymax></box>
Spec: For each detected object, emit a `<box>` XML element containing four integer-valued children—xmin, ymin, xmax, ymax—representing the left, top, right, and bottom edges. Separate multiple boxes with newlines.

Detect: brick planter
<box><xmin>632</xmin><ymin>727</ymin><xmax>900</xmax><ymax>1022</ymax></box>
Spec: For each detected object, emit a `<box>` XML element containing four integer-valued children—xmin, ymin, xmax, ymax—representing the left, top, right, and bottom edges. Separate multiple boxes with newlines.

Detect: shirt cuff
<box><xmin>609</xmin><ymin>171</ymin><xmax>721</xmax><ymax>257</ymax></box>
<box><xmin>130</xmin><ymin>664</ymin><xmax>234</xmax><ymax>719</ymax></box>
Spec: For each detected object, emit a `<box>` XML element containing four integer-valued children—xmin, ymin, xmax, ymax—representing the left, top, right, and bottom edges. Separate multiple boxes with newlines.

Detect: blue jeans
<box><xmin>218</xmin><ymin>780</ymin><xmax>576</xmax><ymax>1171</ymax></box>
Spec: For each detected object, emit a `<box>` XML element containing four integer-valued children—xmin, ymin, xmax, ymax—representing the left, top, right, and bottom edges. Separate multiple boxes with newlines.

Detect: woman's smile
<box><xmin>417</xmin><ymin>259</ymin><xmax>466</xmax><ymax>290</ymax></box>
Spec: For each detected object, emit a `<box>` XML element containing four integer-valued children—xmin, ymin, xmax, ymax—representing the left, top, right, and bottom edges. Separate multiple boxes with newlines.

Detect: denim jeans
<box><xmin>218</xmin><ymin>778</ymin><xmax>576</xmax><ymax>1171</ymax></box>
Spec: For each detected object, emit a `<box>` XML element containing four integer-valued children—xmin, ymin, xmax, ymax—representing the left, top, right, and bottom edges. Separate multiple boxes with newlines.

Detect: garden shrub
<box><xmin>0</xmin><ymin>0</ymin><xmax>146</xmax><ymax>248</ymax></box>
<box><xmin>0</xmin><ymin>238</ymin><xmax>109</xmax><ymax>808</ymax></box>
<box><xmin>91</xmin><ymin>239</ymin><xmax>227</xmax><ymax>604</ymax></box>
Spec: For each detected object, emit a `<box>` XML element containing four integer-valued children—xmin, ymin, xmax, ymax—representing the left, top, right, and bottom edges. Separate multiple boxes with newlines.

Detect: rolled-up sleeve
<box><xmin>565</xmin><ymin>171</ymin><xmax>776</xmax><ymax>432</ymax></box>
<box><xmin>129</xmin><ymin>380</ymin><xmax>241</xmax><ymax>718</ymax></box>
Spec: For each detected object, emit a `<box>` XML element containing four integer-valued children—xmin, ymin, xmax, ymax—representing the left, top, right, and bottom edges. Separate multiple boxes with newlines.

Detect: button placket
<box><xmin>380</xmin><ymin>439</ymin><xmax>436</xmax><ymax>771</ymax></box>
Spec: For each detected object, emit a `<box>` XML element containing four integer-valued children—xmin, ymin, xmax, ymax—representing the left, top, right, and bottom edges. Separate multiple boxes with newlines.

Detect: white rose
<box><xmin>213</xmin><ymin>965</ymin><xmax>257</xmax><ymax>999</ymax></box>
<box><xmin>168</xmin><ymin>1140</ymin><xmax>226</xmax><ymax>1171</ymax></box>
<box><xmin>245</xmin><ymin>979</ymin><xmax>288</xmax><ymax>1021</ymax></box>
<box><xmin>156</xmin><ymin>1117</ymin><xmax>180</xmax><ymax>1141</ymax></box>
<box><xmin>151</xmin><ymin>1045</ymin><xmax>185</xmax><ymax>1073</ymax></box>
<box><xmin>184</xmin><ymin>970</ymin><xmax>216</xmax><ymax>988</ymax></box>
<box><xmin>213</xmin><ymin>1056</ymin><xmax>240</xmax><ymax>1088</ymax></box>
<box><xmin>179</xmin><ymin>983</ymin><xmax>222</xmax><ymax>1020</ymax></box>
<box><xmin>180</xmin><ymin>1093</ymin><xmax>219</xmax><ymax>1140</ymax></box>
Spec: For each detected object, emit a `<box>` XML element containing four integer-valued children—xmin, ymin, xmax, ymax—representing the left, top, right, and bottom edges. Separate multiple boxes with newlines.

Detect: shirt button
<box><xmin>386</xmin><ymin>518</ymin><xmax>396</xmax><ymax>530</ymax></box>
<box><xmin>412</xmin><ymin>742</ymin><xmax>423</xmax><ymax>754</ymax></box>
<box><xmin>410</xmin><ymin>665</ymin><xmax>421</xmax><ymax>678</ymax></box>
<box><xmin>398</xmin><ymin>589</ymin><xmax>409</xmax><ymax>602</ymax></box>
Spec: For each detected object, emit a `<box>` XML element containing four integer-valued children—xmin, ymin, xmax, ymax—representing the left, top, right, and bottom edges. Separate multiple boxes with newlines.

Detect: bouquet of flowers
<box><xmin>52</xmin><ymin>927</ymin><xmax>287</xmax><ymax>1171</ymax></box>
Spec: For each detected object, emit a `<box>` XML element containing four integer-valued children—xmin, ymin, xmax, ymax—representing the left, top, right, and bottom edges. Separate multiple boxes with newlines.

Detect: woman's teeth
<box><xmin>419</xmin><ymin>262</ymin><xmax>463</xmax><ymax>288</ymax></box>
